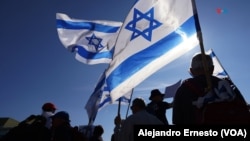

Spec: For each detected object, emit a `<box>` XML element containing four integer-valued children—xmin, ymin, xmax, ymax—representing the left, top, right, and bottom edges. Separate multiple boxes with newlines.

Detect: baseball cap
<box><xmin>42</xmin><ymin>102</ymin><xmax>57</xmax><ymax>111</ymax></box>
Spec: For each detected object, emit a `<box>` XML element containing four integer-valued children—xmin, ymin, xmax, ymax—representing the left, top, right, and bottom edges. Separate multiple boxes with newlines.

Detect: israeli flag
<box><xmin>56</xmin><ymin>13</ymin><xmax>122</xmax><ymax>65</ymax></box>
<box><xmin>206</xmin><ymin>49</ymin><xmax>229</xmax><ymax>78</ymax></box>
<box><xmin>106</xmin><ymin>0</ymin><xmax>200</xmax><ymax>102</ymax></box>
<box><xmin>85</xmin><ymin>69</ymin><xmax>131</xmax><ymax>125</ymax></box>
<box><xmin>98</xmin><ymin>86</ymin><xmax>131</xmax><ymax>111</ymax></box>
<box><xmin>85</xmin><ymin>70</ymin><xmax>106</xmax><ymax>125</ymax></box>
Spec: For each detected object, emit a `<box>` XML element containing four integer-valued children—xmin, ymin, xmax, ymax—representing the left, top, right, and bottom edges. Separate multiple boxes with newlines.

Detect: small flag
<box><xmin>56</xmin><ymin>13</ymin><xmax>122</xmax><ymax>65</ymax></box>
<box><xmin>164</xmin><ymin>80</ymin><xmax>182</xmax><ymax>99</ymax></box>
<box><xmin>206</xmin><ymin>49</ymin><xmax>229</xmax><ymax>78</ymax></box>
<box><xmin>106</xmin><ymin>0</ymin><xmax>201</xmax><ymax>102</ymax></box>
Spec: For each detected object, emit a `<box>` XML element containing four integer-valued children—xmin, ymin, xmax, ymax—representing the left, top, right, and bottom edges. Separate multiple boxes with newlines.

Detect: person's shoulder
<box><xmin>210</xmin><ymin>75</ymin><xmax>220</xmax><ymax>79</ymax></box>
<box><xmin>147</xmin><ymin>101</ymin><xmax>156</xmax><ymax>107</ymax></box>
<box><xmin>128</xmin><ymin>110</ymin><xmax>147</xmax><ymax>119</ymax></box>
<box><xmin>178</xmin><ymin>78</ymin><xmax>195</xmax><ymax>88</ymax></box>
<box><xmin>182</xmin><ymin>78</ymin><xmax>194</xmax><ymax>84</ymax></box>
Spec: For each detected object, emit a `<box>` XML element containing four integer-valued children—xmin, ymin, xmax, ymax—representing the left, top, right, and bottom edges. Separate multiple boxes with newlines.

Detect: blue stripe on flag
<box><xmin>209</xmin><ymin>50</ymin><xmax>216</xmax><ymax>58</ymax></box>
<box><xmin>98</xmin><ymin>96</ymin><xmax>131</xmax><ymax>109</ymax></box>
<box><xmin>57</xmin><ymin>19</ymin><xmax>121</xmax><ymax>33</ymax></box>
<box><xmin>217</xmin><ymin>71</ymin><xmax>228</xmax><ymax>76</ymax></box>
<box><xmin>73</xmin><ymin>46</ymin><xmax>114</xmax><ymax>59</ymax></box>
<box><xmin>106</xmin><ymin>16</ymin><xmax>198</xmax><ymax>91</ymax></box>
<box><xmin>98</xmin><ymin>96</ymin><xmax>111</xmax><ymax>109</ymax></box>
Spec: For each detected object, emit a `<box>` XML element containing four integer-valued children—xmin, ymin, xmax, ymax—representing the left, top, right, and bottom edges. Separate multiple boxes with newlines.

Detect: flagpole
<box><xmin>191</xmin><ymin>0</ymin><xmax>212</xmax><ymax>91</ymax></box>
<box><xmin>125</xmin><ymin>88</ymin><xmax>134</xmax><ymax>118</ymax></box>
<box><xmin>117</xmin><ymin>98</ymin><xmax>121</xmax><ymax>116</ymax></box>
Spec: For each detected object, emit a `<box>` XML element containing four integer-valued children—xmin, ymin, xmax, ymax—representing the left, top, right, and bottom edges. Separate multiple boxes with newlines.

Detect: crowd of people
<box><xmin>1</xmin><ymin>52</ymin><xmax>250</xmax><ymax>141</ymax></box>
<box><xmin>110</xmin><ymin>52</ymin><xmax>250</xmax><ymax>141</ymax></box>
<box><xmin>0</xmin><ymin>102</ymin><xmax>104</xmax><ymax>141</ymax></box>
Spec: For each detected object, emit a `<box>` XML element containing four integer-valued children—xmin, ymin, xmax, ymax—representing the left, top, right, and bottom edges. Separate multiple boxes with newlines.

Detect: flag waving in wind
<box><xmin>56</xmin><ymin>13</ymin><xmax>122</xmax><ymax>65</ymax></box>
<box><xmin>106</xmin><ymin>0</ymin><xmax>201</xmax><ymax>102</ymax></box>
<box><xmin>85</xmin><ymin>69</ymin><xmax>131</xmax><ymax>125</ymax></box>
<box><xmin>206</xmin><ymin>49</ymin><xmax>229</xmax><ymax>79</ymax></box>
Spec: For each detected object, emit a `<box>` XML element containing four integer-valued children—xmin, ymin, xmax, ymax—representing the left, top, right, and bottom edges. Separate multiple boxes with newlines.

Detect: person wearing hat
<box><xmin>146</xmin><ymin>89</ymin><xmax>173</xmax><ymax>125</ymax></box>
<box><xmin>41</xmin><ymin>102</ymin><xmax>57</xmax><ymax>129</ymax></box>
<box><xmin>50</xmin><ymin>111</ymin><xmax>73</xmax><ymax>141</ymax></box>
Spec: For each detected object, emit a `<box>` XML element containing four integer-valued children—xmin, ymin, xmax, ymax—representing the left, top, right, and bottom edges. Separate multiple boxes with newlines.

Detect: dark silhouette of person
<box><xmin>146</xmin><ymin>89</ymin><xmax>173</xmax><ymax>125</ymax></box>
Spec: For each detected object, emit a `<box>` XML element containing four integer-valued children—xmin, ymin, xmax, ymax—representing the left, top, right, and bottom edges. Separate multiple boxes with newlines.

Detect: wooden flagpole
<box><xmin>117</xmin><ymin>98</ymin><xmax>121</xmax><ymax>117</ymax></box>
<box><xmin>125</xmin><ymin>88</ymin><xmax>134</xmax><ymax>118</ymax></box>
<box><xmin>191</xmin><ymin>0</ymin><xmax>212</xmax><ymax>91</ymax></box>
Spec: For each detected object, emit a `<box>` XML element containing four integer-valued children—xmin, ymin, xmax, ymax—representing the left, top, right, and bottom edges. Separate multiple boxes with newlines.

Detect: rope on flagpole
<box><xmin>191</xmin><ymin>0</ymin><xmax>212</xmax><ymax>92</ymax></box>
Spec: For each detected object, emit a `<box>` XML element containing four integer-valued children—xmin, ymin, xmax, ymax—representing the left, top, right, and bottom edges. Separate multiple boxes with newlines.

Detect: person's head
<box><xmin>93</xmin><ymin>125</ymin><xmax>104</xmax><ymax>137</ymax></box>
<box><xmin>189</xmin><ymin>53</ymin><xmax>214</xmax><ymax>77</ymax></box>
<box><xmin>149</xmin><ymin>89</ymin><xmax>164</xmax><ymax>101</ymax></box>
<box><xmin>42</xmin><ymin>102</ymin><xmax>56</xmax><ymax>113</ymax></box>
<box><xmin>51</xmin><ymin>111</ymin><xmax>70</xmax><ymax>127</ymax></box>
<box><xmin>130</xmin><ymin>98</ymin><xmax>146</xmax><ymax>114</ymax></box>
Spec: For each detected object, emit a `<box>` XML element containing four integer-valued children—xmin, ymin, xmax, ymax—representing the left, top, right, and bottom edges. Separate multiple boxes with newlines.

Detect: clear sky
<box><xmin>1</xmin><ymin>0</ymin><xmax>250</xmax><ymax>141</ymax></box>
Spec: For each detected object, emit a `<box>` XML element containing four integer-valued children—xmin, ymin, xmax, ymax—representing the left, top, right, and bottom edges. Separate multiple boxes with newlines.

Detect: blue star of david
<box><xmin>125</xmin><ymin>7</ymin><xmax>162</xmax><ymax>41</ymax></box>
<box><xmin>86</xmin><ymin>33</ymin><xmax>104</xmax><ymax>51</ymax></box>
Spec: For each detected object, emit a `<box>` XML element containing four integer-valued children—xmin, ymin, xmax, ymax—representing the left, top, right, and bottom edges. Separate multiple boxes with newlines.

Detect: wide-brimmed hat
<box><xmin>149</xmin><ymin>89</ymin><xmax>164</xmax><ymax>100</ymax></box>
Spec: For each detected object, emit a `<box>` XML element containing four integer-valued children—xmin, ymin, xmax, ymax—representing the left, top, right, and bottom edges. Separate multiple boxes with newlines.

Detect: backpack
<box><xmin>186</xmin><ymin>78</ymin><xmax>250</xmax><ymax>125</ymax></box>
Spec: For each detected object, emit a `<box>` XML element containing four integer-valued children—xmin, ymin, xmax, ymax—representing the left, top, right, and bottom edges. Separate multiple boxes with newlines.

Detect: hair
<box><xmin>191</xmin><ymin>53</ymin><xmax>213</xmax><ymax>70</ymax></box>
<box><xmin>93</xmin><ymin>125</ymin><xmax>104</xmax><ymax>136</ymax></box>
<box><xmin>132</xmin><ymin>98</ymin><xmax>146</xmax><ymax>108</ymax></box>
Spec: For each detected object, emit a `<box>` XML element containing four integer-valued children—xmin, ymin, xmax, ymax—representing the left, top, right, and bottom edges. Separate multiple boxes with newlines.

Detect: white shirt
<box><xmin>41</xmin><ymin>111</ymin><xmax>54</xmax><ymax>129</ymax></box>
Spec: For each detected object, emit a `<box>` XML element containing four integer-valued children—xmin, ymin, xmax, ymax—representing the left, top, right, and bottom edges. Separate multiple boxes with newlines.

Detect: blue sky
<box><xmin>1</xmin><ymin>0</ymin><xmax>250</xmax><ymax>140</ymax></box>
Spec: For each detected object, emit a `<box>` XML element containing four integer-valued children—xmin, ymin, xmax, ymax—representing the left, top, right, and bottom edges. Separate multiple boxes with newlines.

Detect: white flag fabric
<box><xmin>56</xmin><ymin>13</ymin><xmax>122</xmax><ymax>65</ymax></box>
<box><xmin>164</xmin><ymin>79</ymin><xmax>182</xmax><ymax>99</ymax></box>
<box><xmin>106</xmin><ymin>0</ymin><xmax>200</xmax><ymax>102</ymax></box>
<box><xmin>206</xmin><ymin>49</ymin><xmax>229</xmax><ymax>78</ymax></box>
<box><xmin>85</xmin><ymin>69</ymin><xmax>131</xmax><ymax>125</ymax></box>
<box><xmin>98</xmin><ymin>87</ymin><xmax>131</xmax><ymax>111</ymax></box>
<box><xmin>85</xmin><ymin>71</ymin><xmax>105</xmax><ymax>125</ymax></box>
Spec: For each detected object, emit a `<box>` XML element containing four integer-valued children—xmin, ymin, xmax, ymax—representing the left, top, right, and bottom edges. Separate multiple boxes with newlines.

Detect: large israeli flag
<box><xmin>106</xmin><ymin>0</ymin><xmax>200</xmax><ymax>102</ymax></box>
<box><xmin>56</xmin><ymin>13</ymin><xmax>122</xmax><ymax>65</ymax></box>
<box><xmin>206</xmin><ymin>49</ymin><xmax>229</xmax><ymax>78</ymax></box>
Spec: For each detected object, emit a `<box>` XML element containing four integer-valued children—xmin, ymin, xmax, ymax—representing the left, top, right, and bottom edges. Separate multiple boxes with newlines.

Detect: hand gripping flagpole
<box><xmin>191</xmin><ymin>0</ymin><xmax>212</xmax><ymax>92</ymax></box>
